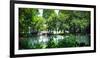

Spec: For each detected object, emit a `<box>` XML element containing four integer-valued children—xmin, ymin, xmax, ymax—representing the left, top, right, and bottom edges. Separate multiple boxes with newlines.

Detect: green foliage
<box><xmin>31</xmin><ymin>43</ymin><xmax>46</xmax><ymax>49</ymax></box>
<box><xmin>58</xmin><ymin>10</ymin><xmax>71</xmax><ymax>32</ymax></box>
<box><xmin>19</xmin><ymin>38</ymin><xmax>31</xmax><ymax>49</ymax></box>
<box><xmin>46</xmin><ymin>37</ymin><xmax>58</xmax><ymax>48</ymax></box>
<box><xmin>19</xmin><ymin>8</ymin><xmax>39</xmax><ymax>37</ymax></box>
<box><xmin>19</xmin><ymin>8</ymin><xmax>91</xmax><ymax>49</ymax></box>
<box><xmin>19</xmin><ymin>8</ymin><xmax>90</xmax><ymax>36</ymax></box>
<box><xmin>31</xmin><ymin>16</ymin><xmax>46</xmax><ymax>31</ymax></box>
<box><xmin>58</xmin><ymin>34</ymin><xmax>77</xmax><ymax>47</ymax></box>
<box><xmin>43</xmin><ymin>9</ymin><xmax>55</xmax><ymax>19</ymax></box>
<box><xmin>69</xmin><ymin>11</ymin><xmax>90</xmax><ymax>33</ymax></box>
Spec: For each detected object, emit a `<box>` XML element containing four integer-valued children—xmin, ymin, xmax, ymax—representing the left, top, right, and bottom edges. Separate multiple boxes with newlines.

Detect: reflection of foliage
<box><xmin>58</xmin><ymin>34</ymin><xmax>77</xmax><ymax>47</ymax></box>
<box><xmin>19</xmin><ymin>38</ymin><xmax>47</xmax><ymax>49</ymax></box>
<box><xmin>31</xmin><ymin>43</ymin><xmax>46</xmax><ymax>49</ymax></box>
<box><xmin>19</xmin><ymin>38</ymin><xmax>31</xmax><ymax>49</ymax></box>
<box><xmin>46</xmin><ymin>37</ymin><xmax>58</xmax><ymax>48</ymax></box>
<box><xmin>19</xmin><ymin>34</ymin><xmax>90</xmax><ymax>49</ymax></box>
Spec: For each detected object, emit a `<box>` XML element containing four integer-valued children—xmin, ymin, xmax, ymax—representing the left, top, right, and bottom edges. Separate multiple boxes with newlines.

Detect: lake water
<box><xmin>19</xmin><ymin>34</ymin><xmax>90</xmax><ymax>49</ymax></box>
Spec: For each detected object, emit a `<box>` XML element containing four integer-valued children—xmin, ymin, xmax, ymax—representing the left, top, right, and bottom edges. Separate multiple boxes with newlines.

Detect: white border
<box><xmin>14</xmin><ymin>4</ymin><xmax>94</xmax><ymax>55</ymax></box>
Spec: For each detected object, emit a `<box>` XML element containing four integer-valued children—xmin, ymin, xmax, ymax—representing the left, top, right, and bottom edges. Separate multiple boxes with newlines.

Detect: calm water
<box><xmin>19</xmin><ymin>34</ymin><xmax>90</xmax><ymax>49</ymax></box>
